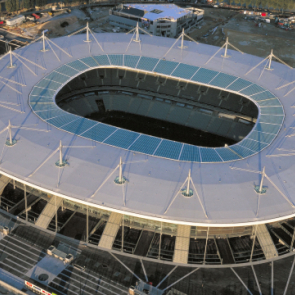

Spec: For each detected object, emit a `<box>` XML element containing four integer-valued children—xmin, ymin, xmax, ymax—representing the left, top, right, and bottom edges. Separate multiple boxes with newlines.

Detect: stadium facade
<box><xmin>109</xmin><ymin>4</ymin><xmax>204</xmax><ymax>37</ymax></box>
<box><xmin>0</xmin><ymin>31</ymin><xmax>295</xmax><ymax>293</ymax></box>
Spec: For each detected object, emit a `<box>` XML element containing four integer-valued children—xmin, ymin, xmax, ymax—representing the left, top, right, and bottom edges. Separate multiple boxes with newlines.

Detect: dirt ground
<box><xmin>187</xmin><ymin>7</ymin><xmax>295</xmax><ymax>66</ymax></box>
<box><xmin>8</xmin><ymin>5</ymin><xmax>295</xmax><ymax>66</ymax></box>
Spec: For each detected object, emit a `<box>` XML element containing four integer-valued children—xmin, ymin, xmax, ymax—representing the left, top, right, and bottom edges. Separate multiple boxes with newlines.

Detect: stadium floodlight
<box><xmin>164</xmin><ymin>169</ymin><xmax>208</xmax><ymax>218</ymax></box>
<box><xmin>205</xmin><ymin>37</ymin><xmax>243</xmax><ymax>65</ymax></box>
<box><xmin>246</xmin><ymin>49</ymin><xmax>292</xmax><ymax>76</ymax></box>
<box><xmin>68</xmin><ymin>22</ymin><xmax>104</xmax><ymax>52</ymax></box>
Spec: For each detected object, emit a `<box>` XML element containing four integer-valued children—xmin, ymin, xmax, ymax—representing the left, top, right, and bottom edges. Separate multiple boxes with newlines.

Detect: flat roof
<box><xmin>0</xmin><ymin>33</ymin><xmax>295</xmax><ymax>227</ymax></box>
<box><xmin>123</xmin><ymin>4</ymin><xmax>192</xmax><ymax>21</ymax></box>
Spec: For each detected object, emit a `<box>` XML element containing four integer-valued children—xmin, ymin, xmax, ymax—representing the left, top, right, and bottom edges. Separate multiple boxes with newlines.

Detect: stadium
<box><xmin>0</xmin><ymin>27</ymin><xmax>295</xmax><ymax>295</ymax></box>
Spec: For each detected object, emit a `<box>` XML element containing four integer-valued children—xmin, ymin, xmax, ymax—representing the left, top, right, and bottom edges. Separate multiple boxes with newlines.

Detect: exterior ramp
<box><xmin>256</xmin><ymin>224</ymin><xmax>278</xmax><ymax>259</ymax></box>
<box><xmin>35</xmin><ymin>196</ymin><xmax>62</xmax><ymax>229</ymax></box>
<box><xmin>173</xmin><ymin>225</ymin><xmax>191</xmax><ymax>264</ymax></box>
<box><xmin>99</xmin><ymin>212</ymin><xmax>122</xmax><ymax>249</ymax></box>
<box><xmin>0</xmin><ymin>175</ymin><xmax>10</xmax><ymax>195</ymax></box>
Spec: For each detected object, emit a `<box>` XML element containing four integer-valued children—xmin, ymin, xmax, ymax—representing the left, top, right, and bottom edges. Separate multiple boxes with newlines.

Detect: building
<box><xmin>6</xmin><ymin>14</ymin><xmax>25</xmax><ymax>26</ymax></box>
<box><xmin>0</xmin><ymin>32</ymin><xmax>295</xmax><ymax>294</ymax></box>
<box><xmin>109</xmin><ymin>4</ymin><xmax>204</xmax><ymax>37</ymax></box>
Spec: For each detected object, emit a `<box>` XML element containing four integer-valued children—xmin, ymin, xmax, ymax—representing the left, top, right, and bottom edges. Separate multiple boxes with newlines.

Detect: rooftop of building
<box><xmin>117</xmin><ymin>4</ymin><xmax>194</xmax><ymax>21</ymax></box>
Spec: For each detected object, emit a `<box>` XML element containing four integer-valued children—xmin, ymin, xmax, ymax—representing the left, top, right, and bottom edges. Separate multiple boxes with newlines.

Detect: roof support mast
<box><xmin>205</xmin><ymin>37</ymin><xmax>243</xmax><ymax>65</ymax></box>
<box><xmin>41</xmin><ymin>31</ymin><xmax>48</xmax><ymax>52</ymax></box>
<box><xmin>246</xmin><ymin>49</ymin><xmax>292</xmax><ymax>75</ymax></box>
<box><xmin>179</xmin><ymin>28</ymin><xmax>187</xmax><ymax>50</ymax></box>
<box><xmin>8</xmin><ymin>48</ymin><xmax>15</xmax><ymax>68</ymax></box>
<box><xmin>85</xmin><ymin>22</ymin><xmax>91</xmax><ymax>43</ymax></box>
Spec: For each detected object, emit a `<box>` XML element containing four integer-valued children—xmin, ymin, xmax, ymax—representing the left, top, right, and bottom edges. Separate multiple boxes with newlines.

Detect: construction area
<box><xmin>0</xmin><ymin>5</ymin><xmax>294</xmax><ymax>66</ymax></box>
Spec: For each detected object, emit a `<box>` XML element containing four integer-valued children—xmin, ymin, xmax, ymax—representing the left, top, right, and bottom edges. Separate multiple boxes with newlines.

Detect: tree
<box><xmin>5</xmin><ymin>0</ymin><xmax>16</xmax><ymax>12</ymax></box>
<box><xmin>23</xmin><ymin>0</ymin><xmax>33</xmax><ymax>9</ymax></box>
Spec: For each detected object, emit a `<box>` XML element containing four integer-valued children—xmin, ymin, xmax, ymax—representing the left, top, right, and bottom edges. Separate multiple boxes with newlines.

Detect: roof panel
<box><xmin>80</xmin><ymin>56</ymin><xmax>100</xmax><ymax>68</ymax></box>
<box><xmin>226</xmin><ymin>78</ymin><xmax>252</xmax><ymax>92</ymax></box>
<box><xmin>129</xmin><ymin>134</ymin><xmax>161</xmax><ymax>155</ymax></box>
<box><xmin>200</xmin><ymin>148</ymin><xmax>222</xmax><ymax>163</ymax></box>
<box><xmin>104</xmin><ymin>129</ymin><xmax>140</xmax><ymax>149</ymax></box>
<box><xmin>210</xmin><ymin>73</ymin><xmax>237</xmax><ymax>89</ymax></box>
<box><xmin>136</xmin><ymin>56</ymin><xmax>159</xmax><ymax>72</ymax></box>
<box><xmin>171</xmin><ymin>63</ymin><xmax>199</xmax><ymax>80</ymax></box>
<box><xmin>67</xmin><ymin>60</ymin><xmax>90</xmax><ymax>72</ymax></box>
<box><xmin>154</xmin><ymin>60</ymin><xmax>179</xmax><ymax>75</ymax></box>
<box><xmin>154</xmin><ymin>140</ymin><xmax>182</xmax><ymax>160</ymax></box>
<box><xmin>82</xmin><ymin>123</ymin><xmax>117</xmax><ymax>142</ymax></box>
<box><xmin>215</xmin><ymin>147</ymin><xmax>241</xmax><ymax>161</ymax></box>
<box><xmin>93</xmin><ymin>55</ymin><xmax>110</xmax><ymax>66</ymax></box>
<box><xmin>109</xmin><ymin>54</ymin><xmax>123</xmax><ymax>66</ymax></box>
<box><xmin>191</xmin><ymin>68</ymin><xmax>218</xmax><ymax>84</ymax></box>
<box><xmin>62</xmin><ymin>118</ymin><xmax>97</xmax><ymax>135</ymax></box>
<box><xmin>179</xmin><ymin>144</ymin><xmax>201</xmax><ymax>162</ymax></box>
